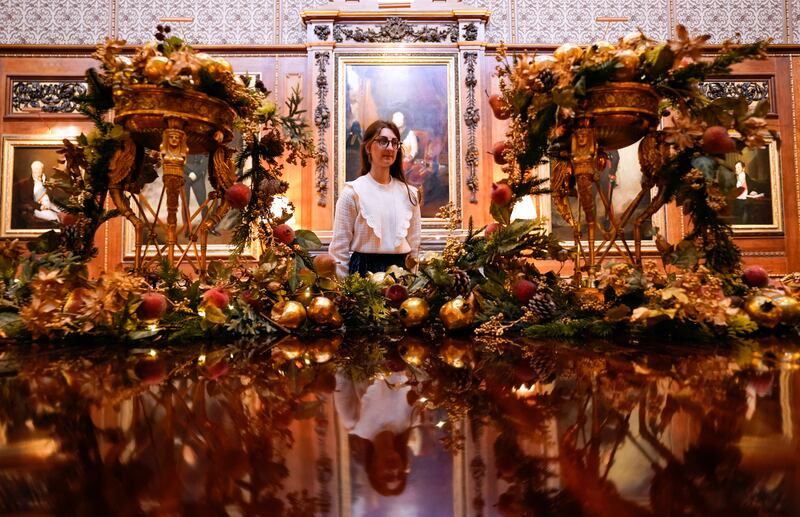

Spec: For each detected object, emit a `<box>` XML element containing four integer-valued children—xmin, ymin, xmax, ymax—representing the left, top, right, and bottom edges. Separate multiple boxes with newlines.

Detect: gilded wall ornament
<box><xmin>333</xmin><ymin>17</ymin><xmax>458</xmax><ymax>43</ymax></box>
<box><xmin>314</xmin><ymin>52</ymin><xmax>331</xmax><ymax>207</ymax></box>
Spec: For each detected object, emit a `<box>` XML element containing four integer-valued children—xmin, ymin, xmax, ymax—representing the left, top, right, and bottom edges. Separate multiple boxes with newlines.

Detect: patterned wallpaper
<box><xmin>0</xmin><ymin>0</ymin><xmax>794</xmax><ymax>45</ymax></box>
<box><xmin>0</xmin><ymin>0</ymin><xmax>109</xmax><ymax>44</ymax></box>
<box><xmin>673</xmin><ymin>0</ymin><xmax>786</xmax><ymax>44</ymax></box>
<box><xmin>514</xmin><ymin>0</ymin><xmax>668</xmax><ymax>44</ymax></box>
<box><xmin>117</xmin><ymin>0</ymin><xmax>276</xmax><ymax>45</ymax></box>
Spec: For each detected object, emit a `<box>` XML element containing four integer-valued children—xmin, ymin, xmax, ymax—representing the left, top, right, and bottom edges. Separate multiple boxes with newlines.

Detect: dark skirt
<box><xmin>348</xmin><ymin>251</ymin><xmax>407</xmax><ymax>277</ymax></box>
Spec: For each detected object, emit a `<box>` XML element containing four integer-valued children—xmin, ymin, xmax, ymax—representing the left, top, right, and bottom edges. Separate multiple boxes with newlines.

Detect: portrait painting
<box><xmin>717</xmin><ymin>140</ymin><xmax>782</xmax><ymax>233</ymax></box>
<box><xmin>337</xmin><ymin>55</ymin><xmax>458</xmax><ymax>220</ymax></box>
<box><xmin>548</xmin><ymin>138</ymin><xmax>663</xmax><ymax>245</ymax></box>
<box><xmin>1</xmin><ymin>135</ymin><xmax>72</xmax><ymax>238</ymax></box>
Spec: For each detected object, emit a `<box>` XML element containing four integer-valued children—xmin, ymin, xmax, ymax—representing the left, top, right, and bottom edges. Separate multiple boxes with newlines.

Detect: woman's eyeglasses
<box><xmin>373</xmin><ymin>136</ymin><xmax>401</xmax><ymax>150</ymax></box>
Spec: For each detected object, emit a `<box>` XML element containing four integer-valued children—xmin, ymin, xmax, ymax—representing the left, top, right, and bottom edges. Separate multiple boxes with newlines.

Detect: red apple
<box><xmin>485</xmin><ymin>222</ymin><xmax>503</xmax><ymax>237</ymax></box>
<box><xmin>491</xmin><ymin>182</ymin><xmax>513</xmax><ymax>207</ymax></box>
<box><xmin>313</xmin><ymin>254</ymin><xmax>337</xmax><ymax>278</ymax></box>
<box><xmin>512</xmin><ymin>278</ymin><xmax>537</xmax><ymax>305</ymax></box>
<box><xmin>274</xmin><ymin>223</ymin><xmax>295</xmax><ymax>244</ymax></box>
<box><xmin>137</xmin><ymin>291</ymin><xmax>168</xmax><ymax>321</ymax></box>
<box><xmin>492</xmin><ymin>141</ymin><xmax>507</xmax><ymax>165</ymax></box>
<box><xmin>202</xmin><ymin>287</ymin><xmax>230</xmax><ymax>309</ymax></box>
<box><xmin>702</xmin><ymin>126</ymin><xmax>736</xmax><ymax>155</ymax></box>
<box><xmin>742</xmin><ymin>265</ymin><xmax>770</xmax><ymax>288</ymax></box>
<box><xmin>488</xmin><ymin>94</ymin><xmax>511</xmax><ymax>120</ymax></box>
<box><xmin>385</xmin><ymin>284</ymin><xmax>409</xmax><ymax>308</ymax></box>
<box><xmin>225</xmin><ymin>183</ymin><xmax>252</xmax><ymax>209</ymax></box>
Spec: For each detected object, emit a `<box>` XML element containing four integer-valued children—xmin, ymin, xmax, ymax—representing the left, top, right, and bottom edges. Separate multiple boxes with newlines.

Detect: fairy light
<box><xmin>148</xmin><ymin>349</ymin><xmax>157</xmax><ymax>357</ymax></box>
<box><xmin>197</xmin><ymin>354</ymin><xmax>206</xmax><ymax>364</ymax></box>
<box><xmin>197</xmin><ymin>308</ymin><xmax>206</xmax><ymax>318</ymax></box>
<box><xmin>147</xmin><ymin>323</ymin><xmax>159</xmax><ymax>332</ymax></box>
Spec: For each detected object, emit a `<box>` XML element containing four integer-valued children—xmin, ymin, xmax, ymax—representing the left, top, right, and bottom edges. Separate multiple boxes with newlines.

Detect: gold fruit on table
<box><xmin>744</xmin><ymin>295</ymin><xmax>782</xmax><ymax>328</ymax></box>
<box><xmin>307</xmin><ymin>296</ymin><xmax>336</xmax><ymax>324</ymax></box>
<box><xmin>439</xmin><ymin>294</ymin><xmax>477</xmax><ymax>331</ymax></box>
<box><xmin>270</xmin><ymin>300</ymin><xmax>307</xmax><ymax>329</ymax></box>
<box><xmin>398</xmin><ymin>297</ymin><xmax>430</xmax><ymax>327</ymax></box>
<box><xmin>773</xmin><ymin>296</ymin><xmax>800</xmax><ymax>325</ymax></box>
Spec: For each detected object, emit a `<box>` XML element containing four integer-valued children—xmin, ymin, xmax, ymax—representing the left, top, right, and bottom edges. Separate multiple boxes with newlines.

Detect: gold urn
<box><xmin>580</xmin><ymin>82</ymin><xmax>659</xmax><ymax>150</ymax></box>
<box><xmin>109</xmin><ymin>84</ymin><xmax>239</xmax><ymax>273</ymax></box>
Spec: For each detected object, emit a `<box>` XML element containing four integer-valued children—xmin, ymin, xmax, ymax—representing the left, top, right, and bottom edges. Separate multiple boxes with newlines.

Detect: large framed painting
<box><xmin>543</xmin><ymin>138</ymin><xmax>667</xmax><ymax>250</ymax></box>
<box><xmin>718</xmin><ymin>139</ymin><xmax>782</xmax><ymax>234</ymax></box>
<box><xmin>336</xmin><ymin>54</ymin><xmax>459</xmax><ymax>223</ymax></box>
<box><xmin>1</xmin><ymin>135</ymin><xmax>73</xmax><ymax>238</ymax></box>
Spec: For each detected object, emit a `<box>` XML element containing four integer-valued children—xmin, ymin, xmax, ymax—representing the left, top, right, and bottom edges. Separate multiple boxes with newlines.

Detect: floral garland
<box><xmin>1</xmin><ymin>28</ymin><xmax>799</xmax><ymax>347</ymax></box>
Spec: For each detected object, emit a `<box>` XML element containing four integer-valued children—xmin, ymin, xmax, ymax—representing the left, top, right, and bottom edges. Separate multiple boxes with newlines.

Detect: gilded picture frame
<box><xmin>335</xmin><ymin>54</ymin><xmax>460</xmax><ymax>229</ymax></box>
<box><xmin>1</xmin><ymin>134</ymin><xmax>74</xmax><ymax>238</ymax></box>
<box><xmin>721</xmin><ymin>139</ymin><xmax>783</xmax><ymax>234</ymax></box>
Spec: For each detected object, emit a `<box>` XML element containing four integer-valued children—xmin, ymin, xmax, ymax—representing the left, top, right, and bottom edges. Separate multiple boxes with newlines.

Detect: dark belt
<box><xmin>348</xmin><ymin>251</ymin><xmax>407</xmax><ymax>276</ymax></box>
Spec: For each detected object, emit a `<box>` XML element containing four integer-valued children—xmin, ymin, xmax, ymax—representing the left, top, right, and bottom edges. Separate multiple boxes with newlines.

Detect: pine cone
<box><xmin>450</xmin><ymin>269</ymin><xmax>471</xmax><ymax>297</ymax></box>
<box><xmin>538</xmin><ymin>69</ymin><xmax>557</xmax><ymax>91</ymax></box>
<box><xmin>527</xmin><ymin>291</ymin><xmax>556</xmax><ymax>321</ymax></box>
<box><xmin>334</xmin><ymin>295</ymin><xmax>357</xmax><ymax>319</ymax></box>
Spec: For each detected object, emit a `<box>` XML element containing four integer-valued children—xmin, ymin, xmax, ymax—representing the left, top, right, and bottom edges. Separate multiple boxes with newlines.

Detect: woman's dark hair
<box><xmin>359</xmin><ymin>120</ymin><xmax>418</xmax><ymax>206</ymax></box>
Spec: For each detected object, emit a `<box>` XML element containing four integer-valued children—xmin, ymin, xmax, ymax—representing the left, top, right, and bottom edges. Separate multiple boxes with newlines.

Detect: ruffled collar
<box><xmin>349</xmin><ymin>174</ymin><xmax>416</xmax><ymax>248</ymax></box>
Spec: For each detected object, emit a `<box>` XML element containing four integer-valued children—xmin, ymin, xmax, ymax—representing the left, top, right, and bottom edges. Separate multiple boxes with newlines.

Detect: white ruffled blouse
<box><xmin>329</xmin><ymin>174</ymin><xmax>421</xmax><ymax>278</ymax></box>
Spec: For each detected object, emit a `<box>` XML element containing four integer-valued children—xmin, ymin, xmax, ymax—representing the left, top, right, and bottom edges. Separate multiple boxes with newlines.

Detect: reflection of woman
<box><xmin>31</xmin><ymin>160</ymin><xmax>61</xmax><ymax>222</ymax></box>
<box><xmin>329</xmin><ymin>120</ymin><xmax>421</xmax><ymax>278</ymax></box>
<box><xmin>334</xmin><ymin>370</ymin><xmax>416</xmax><ymax>496</ymax></box>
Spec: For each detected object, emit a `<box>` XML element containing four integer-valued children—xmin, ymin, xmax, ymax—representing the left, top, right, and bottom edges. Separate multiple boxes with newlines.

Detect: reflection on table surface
<box><xmin>0</xmin><ymin>335</ymin><xmax>798</xmax><ymax>516</ymax></box>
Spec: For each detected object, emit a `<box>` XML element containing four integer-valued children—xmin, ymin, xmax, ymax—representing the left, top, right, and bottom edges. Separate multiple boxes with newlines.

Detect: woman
<box><xmin>330</xmin><ymin>120</ymin><xmax>421</xmax><ymax>278</ymax></box>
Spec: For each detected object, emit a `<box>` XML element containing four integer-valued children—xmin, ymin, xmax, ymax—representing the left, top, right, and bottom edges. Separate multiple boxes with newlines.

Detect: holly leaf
<box><xmin>294</xmin><ymin>230</ymin><xmax>321</xmax><ymax>251</ymax></box>
<box><xmin>298</xmin><ymin>264</ymin><xmax>317</xmax><ymax>287</ymax></box>
<box><xmin>490</xmin><ymin>202</ymin><xmax>511</xmax><ymax>225</ymax></box>
<box><xmin>670</xmin><ymin>239</ymin><xmax>699</xmax><ymax>269</ymax></box>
